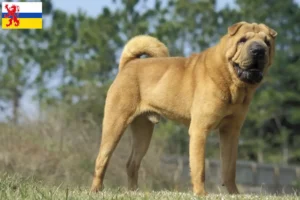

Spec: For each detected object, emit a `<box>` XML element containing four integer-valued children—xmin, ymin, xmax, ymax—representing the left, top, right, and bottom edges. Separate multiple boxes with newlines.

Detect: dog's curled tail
<box><xmin>119</xmin><ymin>35</ymin><xmax>169</xmax><ymax>70</ymax></box>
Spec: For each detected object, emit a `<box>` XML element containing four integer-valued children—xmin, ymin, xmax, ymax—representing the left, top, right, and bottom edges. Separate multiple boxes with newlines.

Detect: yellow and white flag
<box><xmin>2</xmin><ymin>2</ymin><xmax>42</xmax><ymax>29</ymax></box>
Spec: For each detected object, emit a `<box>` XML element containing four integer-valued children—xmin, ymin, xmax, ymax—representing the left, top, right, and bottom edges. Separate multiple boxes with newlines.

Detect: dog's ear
<box><xmin>269</xmin><ymin>29</ymin><xmax>277</xmax><ymax>38</ymax></box>
<box><xmin>228</xmin><ymin>21</ymin><xmax>247</xmax><ymax>36</ymax></box>
<box><xmin>260</xmin><ymin>24</ymin><xmax>277</xmax><ymax>38</ymax></box>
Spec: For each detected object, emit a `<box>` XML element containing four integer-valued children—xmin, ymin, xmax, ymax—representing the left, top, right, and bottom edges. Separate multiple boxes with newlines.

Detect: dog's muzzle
<box><xmin>233</xmin><ymin>62</ymin><xmax>263</xmax><ymax>84</ymax></box>
<box><xmin>232</xmin><ymin>42</ymin><xmax>268</xmax><ymax>84</ymax></box>
<box><xmin>249</xmin><ymin>42</ymin><xmax>266</xmax><ymax>60</ymax></box>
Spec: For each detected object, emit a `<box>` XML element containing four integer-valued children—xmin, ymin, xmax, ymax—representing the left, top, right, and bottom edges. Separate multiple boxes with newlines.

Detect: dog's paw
<box><xmin>194</xmin><ymin>191</ymin><xmax>208</xmax><ymax>196</ymax></box>
<box><xmin>90</xmin><ymin>179</ymin><xmax>103</xmax><ymax>193</ymax></box>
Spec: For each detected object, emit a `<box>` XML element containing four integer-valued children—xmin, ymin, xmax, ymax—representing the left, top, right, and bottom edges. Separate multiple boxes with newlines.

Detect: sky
<box><xmin>52</xmin><ymin>0</ymin><xmax>300</xmax><ymax>16</ymax></box>
<box><xmin>53</xmin><ymin>0</ymin><xmax>236</xmax><ymax>16</ymax></box>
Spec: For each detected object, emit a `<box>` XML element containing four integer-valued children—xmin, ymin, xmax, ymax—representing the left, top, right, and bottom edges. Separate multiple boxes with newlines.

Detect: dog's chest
<box><xmin>229</xmin><ymin>85</ymin><xmax>249</xmax><ymax>104</ymax></box>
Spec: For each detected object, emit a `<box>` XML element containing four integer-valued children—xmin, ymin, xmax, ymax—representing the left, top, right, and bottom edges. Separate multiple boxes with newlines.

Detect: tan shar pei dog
<box><xmin>91</xmin><ymin>21</ymin><xmax>277</xmax><ymax>195</ymax></box>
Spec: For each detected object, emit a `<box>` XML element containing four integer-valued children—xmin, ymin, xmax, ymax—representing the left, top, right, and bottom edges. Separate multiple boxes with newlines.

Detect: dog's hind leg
<box><xmin>126</xmin><ymin>114</ymin><xmax>154</xmax><ymax>190</ymax></box>
<box><xmin>91</xmin><ymin>86</ymin><xmax>137</xmax><ymax>192</ymax></box>
<box><xmin>90</xmin><ymin>113</ymin><xmax>129</xmax><ymax>192</ymax></box>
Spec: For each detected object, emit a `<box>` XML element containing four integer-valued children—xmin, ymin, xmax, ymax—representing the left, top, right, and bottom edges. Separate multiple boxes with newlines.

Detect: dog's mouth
<box><xmin>232</xmin><ymin>62</ymin><xmax>263</xmax><ymax>84</ymax></box>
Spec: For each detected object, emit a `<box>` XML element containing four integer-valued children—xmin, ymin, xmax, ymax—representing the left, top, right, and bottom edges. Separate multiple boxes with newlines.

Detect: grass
<box><xmin>0</xmin><ymin>110</ymin><xmax>171</xmax><ymax>190</ymax></box>
<box><xmin>0</xmin><ymin>110</ymin><xmax>299</xmax><ymax>199</ymax></box>
<box><xmin>0</xmin><ymin>174</ymin><xmax>299</xmax><ymax>200</ymax></box>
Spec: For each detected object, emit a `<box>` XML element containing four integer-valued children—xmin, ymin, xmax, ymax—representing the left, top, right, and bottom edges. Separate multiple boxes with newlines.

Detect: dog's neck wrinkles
<box><xmin>203</xmin><ymin>45</ymin><xmax>256</xmax><ymax>105</ymax></box>
<box><xmin>203</xmin><ymin>46</ymin><xmax>232</xmax><ymax>103</ymax></box>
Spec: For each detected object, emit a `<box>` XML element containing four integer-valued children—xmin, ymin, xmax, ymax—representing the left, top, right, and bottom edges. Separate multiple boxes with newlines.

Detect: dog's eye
<box><xmin>238</xmin><ymin>37</ymin><xmax>247</xmax><ymax>44</ymax></box>
<box><xmin>265</xmin><ymin>40</ymin><xmax>271</xmax><ymax>47</ymax></box>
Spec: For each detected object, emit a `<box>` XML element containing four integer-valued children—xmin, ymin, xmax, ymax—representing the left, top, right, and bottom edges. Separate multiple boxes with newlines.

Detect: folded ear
<box><xmin>228</xmin><ymin>21</ymin><xmax>247</xmax><ymax>36</ymax></box>
<box><xmin>260</xmin><ymin>23</ymin><xmax>277</xmax><ymax>38</ymax></box>
<box><xmin>269</xmin><ymin>28</ymin><xmax>277</xmax><ymax>38</ymax></box>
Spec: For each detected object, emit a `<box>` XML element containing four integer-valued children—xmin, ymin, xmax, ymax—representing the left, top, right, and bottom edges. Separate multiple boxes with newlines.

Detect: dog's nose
<box><xmin>249</xmin><ymin>42</ymin><xmax>266</xmax><ymax>58</ymax></box>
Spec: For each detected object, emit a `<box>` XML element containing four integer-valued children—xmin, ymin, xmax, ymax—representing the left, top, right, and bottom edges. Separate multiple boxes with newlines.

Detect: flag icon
<box><xmin>2</xmin><ymin>2</ymin><xmax>42</xmax><ymax>29</ymax></box>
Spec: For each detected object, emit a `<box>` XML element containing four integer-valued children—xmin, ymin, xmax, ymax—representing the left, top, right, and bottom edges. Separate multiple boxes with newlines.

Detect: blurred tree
<box><xmin>231</xmin><ymin>0</ymin><xmax>300</xmax><ymax>164</ymax></box>
<box><xmin>0</xmin><ymin>0</ymin><xmax>299</xmax><ymax>164</ymax></box>
<box><xmin>33</xmin><ymin>3</ymin><xmax>122</xmax><ymax>121</ymax></box>
<box><xmin>0</xmin><ymin>0</ymin><xmax>53</xmax><ymax>123</ymax></box>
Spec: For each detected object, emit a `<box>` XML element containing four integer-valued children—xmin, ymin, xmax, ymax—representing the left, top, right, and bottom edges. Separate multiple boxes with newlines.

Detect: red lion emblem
<box><xmin>4</xmin><ymin>4</ymin><xmax>20</xmax><ymax>27</ymax></box>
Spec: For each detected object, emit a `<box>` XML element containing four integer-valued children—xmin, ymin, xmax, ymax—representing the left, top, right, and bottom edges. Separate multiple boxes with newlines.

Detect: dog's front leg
<box><xmin>189</xmin><ymin>121</ymin><xmax>210</xmax><ymax>196</ymax></box>
<box><xmin>218</xmin><ymin>115</ymin><xmax>245</xmax><ymax>194</ymax></box>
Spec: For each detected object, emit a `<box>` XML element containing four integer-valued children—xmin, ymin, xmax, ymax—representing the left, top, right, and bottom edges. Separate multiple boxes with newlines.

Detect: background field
<box><xmin>0</xmin><ymin>0</ymin><xmax>300</xmax><ymax>198</ymax></box>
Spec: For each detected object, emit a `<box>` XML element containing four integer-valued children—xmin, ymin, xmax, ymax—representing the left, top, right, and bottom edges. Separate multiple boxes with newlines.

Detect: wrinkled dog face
<box><xmin>225</xmin><ymin>22</ymin><xmax>277</xmax><ymax>84</ymax></box>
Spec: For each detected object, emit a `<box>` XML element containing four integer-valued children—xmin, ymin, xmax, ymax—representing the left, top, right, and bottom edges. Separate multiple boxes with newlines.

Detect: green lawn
<box><xmin>0</xmin><ymin>174</ymin><xmax>299</xmax><ymax>200</ymax></box>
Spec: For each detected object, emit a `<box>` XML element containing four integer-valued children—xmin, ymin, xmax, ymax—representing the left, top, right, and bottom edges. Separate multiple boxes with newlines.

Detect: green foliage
<box><xmin>231</xmin><ymin>0</ymin><xmax>300</xmax><ymax>164</ymax></box>
<box><xmin>0</xmin><ymin>0</ymin><xmax>299</xmax><ymax>164</ymax></box>
<box><xmin>0</xmin><ymin>29</ymin><xmax>37</xmax><ymax>123</ymax></box>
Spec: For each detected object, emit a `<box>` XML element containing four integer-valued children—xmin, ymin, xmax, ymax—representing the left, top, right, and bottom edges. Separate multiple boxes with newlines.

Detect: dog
<box><xmin>90</xmin><ymin>21</ymin><xmax>277</xmax><ymax>195</ymax></box>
